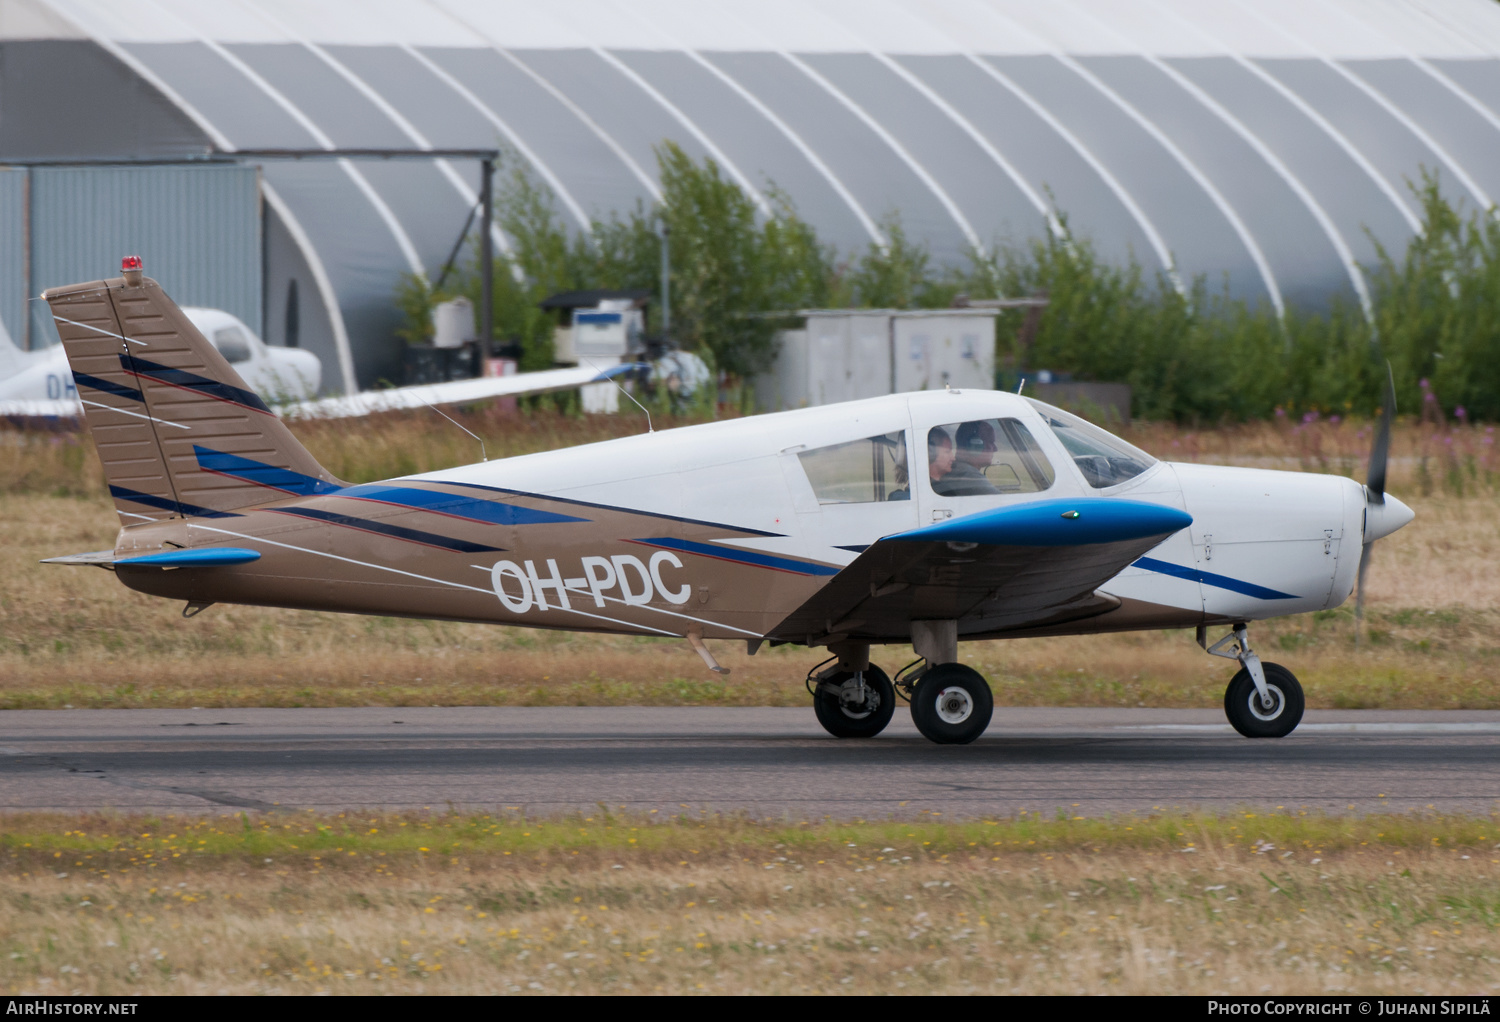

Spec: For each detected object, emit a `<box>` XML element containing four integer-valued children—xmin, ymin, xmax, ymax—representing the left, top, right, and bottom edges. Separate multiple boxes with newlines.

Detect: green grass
<box><xmin>7</xmin><ymin>809</ymin><xmax>1499</xmax><ymax>872</ymax></box>
<box><xmin>7</xmin><ymin>811</ymin><xmax>1500</xmax><ymax>994</ymax></box>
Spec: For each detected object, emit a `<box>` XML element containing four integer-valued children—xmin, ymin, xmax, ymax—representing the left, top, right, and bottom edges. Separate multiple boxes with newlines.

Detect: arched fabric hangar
<box><xmin>3</xmin><ymin>0</ymin><xmax>1499</xmax><ymax>390</ymax></box>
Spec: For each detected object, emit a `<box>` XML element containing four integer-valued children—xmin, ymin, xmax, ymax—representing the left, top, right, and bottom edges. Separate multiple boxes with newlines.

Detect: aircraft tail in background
<box><xmin>0</xmin><ymin>307</ymin><xmax>40</xmax><ymax>378</ymax></box>
<box><xmin>44</xmin><ymin>259</ymin><xmax>343</xmax><ymax>524</ymax></box>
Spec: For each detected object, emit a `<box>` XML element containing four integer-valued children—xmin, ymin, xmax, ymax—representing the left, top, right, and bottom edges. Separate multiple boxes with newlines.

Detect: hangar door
<box><xmin>16</xmin><ymin>164</ymin><xmax>260</xmax><ymax>350</ymax></box>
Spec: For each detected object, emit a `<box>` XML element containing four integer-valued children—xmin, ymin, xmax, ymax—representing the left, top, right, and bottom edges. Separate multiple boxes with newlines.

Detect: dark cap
<box><xmin>955</xmin><ymin>420</ymin><xmax>997</xmax><ymax>451</ymax></box>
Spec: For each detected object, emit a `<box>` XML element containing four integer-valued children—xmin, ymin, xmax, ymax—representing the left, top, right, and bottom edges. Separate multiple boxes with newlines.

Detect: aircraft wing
<box><xmin>1</xmin><ymin>364</ymin><xmax>648</xmax><ymax>422</ymax></box>
<box><xmin>277</xmin><ymin>363</ymin><xmax>647</xmax><ymax>420</ymax></box>
<box><xmin>767</xmin><ymin>497</ymin><xmax>1193</xmax><ymax>644</ymax></box>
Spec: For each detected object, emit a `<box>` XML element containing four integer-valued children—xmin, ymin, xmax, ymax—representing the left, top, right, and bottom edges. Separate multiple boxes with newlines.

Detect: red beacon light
<box><xmin>121</xmin><ymin>255</ymin><xmax>143</xmax><ymax>287</ymax></box>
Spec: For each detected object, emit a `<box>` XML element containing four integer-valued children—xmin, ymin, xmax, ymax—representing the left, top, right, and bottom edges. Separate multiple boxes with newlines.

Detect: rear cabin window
<box><xmin>797</xmin><ymin>431</ymin><xmax>910</xmax><ymax>503</ymax></box>
<box><xmin>1028</xmin><ymin>399</ymin><xmax>1155</xmax><ymax>488</ymax></box>
<box><xmin>213</xmin><ymin>327</ymin><xmax>252</xmax><ymax>364</ymax></box>
<box><xmin>926</xmin><ymin>418</ymin><xmax>1054</xmax><ymax>496</ymax></box>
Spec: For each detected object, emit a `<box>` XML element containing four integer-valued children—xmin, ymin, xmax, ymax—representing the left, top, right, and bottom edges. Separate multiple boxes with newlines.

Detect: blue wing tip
<box><xmin>116</xmin><ymin>547</ymin><xmax>261</xmax><ymax>568</ymax></box>
<box><xmin>893</xmin><ymin>498</ymin><xmax>1191</xmax><ymax>547</ymax></box>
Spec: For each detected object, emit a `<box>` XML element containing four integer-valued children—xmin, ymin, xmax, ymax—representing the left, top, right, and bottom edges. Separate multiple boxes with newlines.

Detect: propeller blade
<box><xmin>1366</xmin><ymin>363</ymin><xmax>1396</xmax><ymax>505</ymax></box>
<box><xmin>1354</xmin><ymin>541</ymin><xmax>1373</xmax><ymax>649</ymax></box>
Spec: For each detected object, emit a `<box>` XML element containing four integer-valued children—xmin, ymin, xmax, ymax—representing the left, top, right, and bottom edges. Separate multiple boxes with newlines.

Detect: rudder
<box><xmin>45</xmin><ymin>262</ymin><xmax>342</xmax><ymax>523</ymax></box>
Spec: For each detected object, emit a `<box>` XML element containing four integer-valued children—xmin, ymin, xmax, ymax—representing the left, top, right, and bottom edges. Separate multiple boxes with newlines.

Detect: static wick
<box><xmin>422</xmin><ymin>399</ymin><xmax>487</xmax><ymax>462</ymax></box>
<box><xmin>583</xmin><ymin>357</ymin><xmax>652</xmax><ymax>433</ymax></box>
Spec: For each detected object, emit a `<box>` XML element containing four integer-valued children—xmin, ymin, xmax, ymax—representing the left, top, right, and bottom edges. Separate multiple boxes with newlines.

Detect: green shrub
<box><xmin>417</xmin><ymin>153</ymin><xmax>1495</xmax><ymax>422</ymax></box>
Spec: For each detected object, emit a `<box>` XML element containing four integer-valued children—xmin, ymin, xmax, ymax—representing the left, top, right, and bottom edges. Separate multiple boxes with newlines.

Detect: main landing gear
<box><xmin>905</xmin><ymin>662</ymin><xmax>994</xmax><ymax>745</ymax></box>
<box><xmin>808</xmin><ymin>631</ymin><xmax>996</xmax><ymax>745</ymax></box>
<box><xmin>808</xmin><ymin>658</ymin><xmax>895</xmax><ymax>738</ymax></box>
<box><xmin>1200</xmin><ymin>623</ymin><xmax>1305</xmax><ymax>738</ymax></box>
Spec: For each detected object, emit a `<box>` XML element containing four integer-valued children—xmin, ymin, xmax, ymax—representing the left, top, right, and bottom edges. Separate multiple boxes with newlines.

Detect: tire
<box><xmin>813</xmin><ymin>664</ymin><xmax>897</xmax><ymax>738</ymax></box>
<box><xmin>910</xmin><ymin>663</ymin><xmax>994</xmax><ymax>745</ymax></box>
<box><xmin>1223</xmin><ymin>662</ymin><xmax>1305</xmax><ymax>738</ymax></box>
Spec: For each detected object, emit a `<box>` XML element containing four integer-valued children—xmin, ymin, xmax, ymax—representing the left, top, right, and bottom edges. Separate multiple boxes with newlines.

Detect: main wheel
<box><xmin>1223</xmin><ymin>662</ymin><xmax>1304</xmax><ymax>738</ymax></box>
<box><xmin>910</xmin><ymin>663</ymin><xmax>994</xmax><ymax>745</ymax></box>
<box><xmin>813</xmin><ymin>664</ymin><xmax>896</xmax><ymax>738</ymax></box>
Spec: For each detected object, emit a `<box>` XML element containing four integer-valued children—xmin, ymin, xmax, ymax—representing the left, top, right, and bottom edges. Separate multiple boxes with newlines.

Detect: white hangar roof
<box><xmin>5</xmin><ymin>0</ymin><xmax>1500</xmax><ymax>386</ymax></box>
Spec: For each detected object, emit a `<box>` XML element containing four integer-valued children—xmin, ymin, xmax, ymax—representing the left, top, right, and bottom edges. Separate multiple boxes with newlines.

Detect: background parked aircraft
<box><xmin>0</xmin><ymin>304</ymin><xmax>318</xmax><ymax>416</ymax></box>
<box><xmin>0</xmin><ymin>287</ymin><xmax>641</xmax><ymax>421</ymax></box>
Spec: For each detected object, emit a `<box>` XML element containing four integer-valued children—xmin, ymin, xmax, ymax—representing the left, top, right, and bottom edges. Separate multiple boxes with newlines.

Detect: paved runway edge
<box><xmin>3</xmin><ymin>708</ymin><xmax>1498</xmax><ymax>817</ymax></box>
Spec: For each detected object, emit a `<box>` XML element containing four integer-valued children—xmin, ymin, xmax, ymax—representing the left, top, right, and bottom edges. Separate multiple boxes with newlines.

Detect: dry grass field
<box><xmin>0</xmin><ymin>411</ymin><xmax>1496</xmax><ymax>710</ymax></box>
<box><xmin>2</xmin><ymin>810</ymin><xmax>1498</xmax><ymax>996</ymax></box>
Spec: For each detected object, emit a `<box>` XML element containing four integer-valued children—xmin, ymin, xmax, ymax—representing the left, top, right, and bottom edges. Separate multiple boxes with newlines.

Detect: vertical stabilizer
<box><xmin>45</xmin><ymin>265</ymin><xmax>342</xmax><ymax>522</ymax></box>
<box><xmin>0</xmin><ymin>311</ymin><xmax>33</xmax><ymax>378</ymax></box>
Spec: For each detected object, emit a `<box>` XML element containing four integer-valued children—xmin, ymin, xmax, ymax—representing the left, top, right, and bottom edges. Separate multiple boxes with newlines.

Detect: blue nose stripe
<box><xmin>1132</xmin><ymin>556</ymin><xmax>1298</xmax><ymax>600</ymax></box>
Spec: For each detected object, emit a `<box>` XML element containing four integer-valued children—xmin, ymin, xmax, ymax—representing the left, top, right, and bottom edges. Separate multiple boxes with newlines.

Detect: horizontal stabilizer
<box><xmin>279</xmin><ymin>363</ymin><xmax>649</xmax><ymax>420</ymax></box>
<box><xmin>40</xmin><ymin>550</ymin><xmax>117</xmax><ymax>566</ymax></box>
<box><xmin>115</xmin><ymin>548</ymin><xmax>261</xmax><ymax>568</ymax></box>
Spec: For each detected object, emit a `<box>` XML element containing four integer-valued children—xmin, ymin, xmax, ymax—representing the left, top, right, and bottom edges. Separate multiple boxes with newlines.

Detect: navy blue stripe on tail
<box><xmin>73</xmin><ymin>372</ymin><xmax>143</xmax><ymax>403</ymax></box>
<box><xmin>121</xmin><ymin>354</ymin><xmax>271</xmax><ymax>414</ymax></box>
<box><xmin>108</xmin><ymin>485</ymin><xmax>241</xmax><ymax>519</ymax></box>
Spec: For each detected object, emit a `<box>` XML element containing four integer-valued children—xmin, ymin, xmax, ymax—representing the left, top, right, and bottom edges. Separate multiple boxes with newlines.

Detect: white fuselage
<box><xmin>415</xmin><ymin>389</ymin><xmax>1407</xmax><ymax>631</ymax></box>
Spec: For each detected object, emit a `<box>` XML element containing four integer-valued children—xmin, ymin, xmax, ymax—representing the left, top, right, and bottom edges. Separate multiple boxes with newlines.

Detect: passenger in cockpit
<box><xmin>932</xmin><ymin>420</ymin><xmax>1000</xmax><ymax>496</ymax></box>
<box><xmin>928</xmin><ymin>427</ymin><xmax>956</xmax><ymax>492</ymax></box>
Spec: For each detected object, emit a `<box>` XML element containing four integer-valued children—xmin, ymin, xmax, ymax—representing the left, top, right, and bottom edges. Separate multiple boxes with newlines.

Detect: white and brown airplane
<box><xmin>39</xmin><ymin>261</ymin><xmax>1414</xmax><ymax>744</ymax></box>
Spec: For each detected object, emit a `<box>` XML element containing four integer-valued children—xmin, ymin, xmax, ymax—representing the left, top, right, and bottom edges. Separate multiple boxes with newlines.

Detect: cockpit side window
<box><xmin>925</xmin><ymin>418</ymin><xmax>1054</xmax><ymax>497</ymax></box>
<box><xmin>797</xmin><ymin>431</ymin><xmax>910</xmax><ymax>503</ymax></box>
<box><xmin>1027</xmin><ymin>399</ymin><xmax>1155</xmax><ymax>488</ymax></box>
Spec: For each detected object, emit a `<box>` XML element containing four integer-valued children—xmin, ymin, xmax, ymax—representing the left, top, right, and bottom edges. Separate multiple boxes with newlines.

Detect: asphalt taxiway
<box><xmin>2</xmin><ymin>707</ymin><xmax>1498</xmax><ymax>817</ymax></box>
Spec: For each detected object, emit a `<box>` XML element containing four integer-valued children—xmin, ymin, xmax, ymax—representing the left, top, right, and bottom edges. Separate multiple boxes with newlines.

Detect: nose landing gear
<box><xmin>1200</xmin><ymin>624</ymin><xmax>1305</xmax><ymax>738</ymax></box>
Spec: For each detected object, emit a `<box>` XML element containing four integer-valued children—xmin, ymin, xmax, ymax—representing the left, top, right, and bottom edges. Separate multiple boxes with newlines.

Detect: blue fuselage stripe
<box><xmin>334</xmin><ymin>485</ymin><xmax>587</xmax><ymax>526</ymax></box>
<box><xmin>193</xmin><ymin>446</ymin><xmax>341</xmax><ymax>496</ymax></box>
<box><xmin>634</xmin><ymin>537</ymin><xmax>839</xmax><ymax>576</ymax></box>
<box><xmin>1132</xmin><ymin>556</ymin><xmax>1298</xmax><ymax>600</ymax></box>
<box><xmin>439</xmin><ymin>480</ymin><xmax>784</xmax><ymax>537</ymax></box>
<box><xmin>269</xmin><ymin>507</ymin><xmax>504</xmax><ymax>553</ymax></box>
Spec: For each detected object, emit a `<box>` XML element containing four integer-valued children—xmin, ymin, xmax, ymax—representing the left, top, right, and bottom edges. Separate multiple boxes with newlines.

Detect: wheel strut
<box><xmin>1199</xmin><ymin>623</ymin><xmax>1273</xmax><ymax>712</ymax></box>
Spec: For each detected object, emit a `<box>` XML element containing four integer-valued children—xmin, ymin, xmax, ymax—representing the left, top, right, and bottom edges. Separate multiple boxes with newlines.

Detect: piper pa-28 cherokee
<box><xmin>40</xmin><ymin>260</ymin><xmax>1415</xmax><ymax>744</ymax></box>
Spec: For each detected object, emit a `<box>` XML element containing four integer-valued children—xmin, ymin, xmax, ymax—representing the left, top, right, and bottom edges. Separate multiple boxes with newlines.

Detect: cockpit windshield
<box><xmin>1027</xmin><ymin>399</ymin><xmax>1156</xmax><ymax>488</ymax></box>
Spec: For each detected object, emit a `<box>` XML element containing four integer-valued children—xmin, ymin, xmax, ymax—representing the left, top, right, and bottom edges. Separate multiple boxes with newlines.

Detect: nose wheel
<box><xmin>1224</xmin><ymin>662</ymin><xmax>1304</xmax><ymax>738</ymax></box>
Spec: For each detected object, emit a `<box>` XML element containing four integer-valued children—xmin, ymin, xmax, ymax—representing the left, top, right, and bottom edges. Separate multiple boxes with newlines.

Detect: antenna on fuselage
<box><xmin>582</xmin><ymin>357</ymin><xmax>653</xmax><ymax>433</ymax></box>
<box><xmin>421</xmin><ymin>399</ymin><xmax>487</xmax><ymax>462</ymax></box>
<box><xmin>1016</xmin><ymin>377</ymin><xmax>1027</xmax><ymax>396</ymax></box>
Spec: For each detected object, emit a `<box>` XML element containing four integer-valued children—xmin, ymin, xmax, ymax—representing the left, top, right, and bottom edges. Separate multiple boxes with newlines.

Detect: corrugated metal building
<box><xmin>4</xmin><ymin>0</ymin><xmax>1500</xmax><ymax>392</ymax></box>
